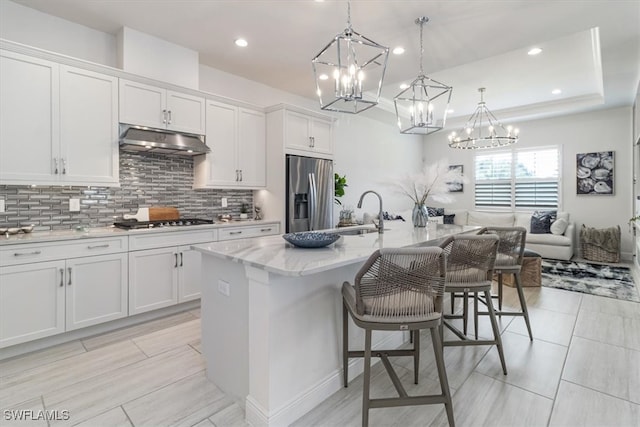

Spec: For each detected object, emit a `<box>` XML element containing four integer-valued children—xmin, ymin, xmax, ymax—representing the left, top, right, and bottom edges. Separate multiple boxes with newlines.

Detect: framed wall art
<box><xmin>447</xmin><ymin>165</ymin><xmax>463</xmax><ymax>192</ymax></box>
<box><xmin>576</xmin><ymin>151</ymin><xmax>614</xmax><ymax>195</ymax></box>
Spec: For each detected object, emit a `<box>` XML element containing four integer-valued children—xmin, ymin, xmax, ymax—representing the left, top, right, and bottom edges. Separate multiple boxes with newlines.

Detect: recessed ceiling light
<box><xmin>392</xmin><ymin>47</ymin><xmax>405</xmax><ymax>55</ymax></box>
<box><xmin>446</xmin><ymin>109</ymin><xmax>455</xmax><ymax>114</ymax></box>
<box><xmin>552</xmin><ymin>88</ymin><xmax>562</xmax><ymax>95</ymax></box>
<box><xmin>399</xmin><ymin>83</ymin><xmax>409</xmax><ymax>90</ymax></box>
<box><xmin>235</xmin><ymin>38</ymin><xmax>248</xmax><ymax>47</ymax></box>
<box><xmin>527</xmin><ymin>47</ymin><xmax>542</xmax><ymax>56</ymax></box>
<box><xmin>318</xmin><ymin>74</ymin><xmax>329</xmax><ymax>80</ymax></box>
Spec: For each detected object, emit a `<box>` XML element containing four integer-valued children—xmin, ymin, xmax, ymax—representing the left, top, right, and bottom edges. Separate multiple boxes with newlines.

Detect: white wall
<box><xmin>0</xmin><ymin>0</ymin><xmax>116</xmax><ymax>67</ymax></box>
<box><xmin>423</xmin><ymin>107</ymin><xmax>634</xmax><ymax>258</ymax></box>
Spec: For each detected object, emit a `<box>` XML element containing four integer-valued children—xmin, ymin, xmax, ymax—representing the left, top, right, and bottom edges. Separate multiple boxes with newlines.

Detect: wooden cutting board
<box><xmin>149</xmin><ymin>207</ymin><xmax>180</xmax><ymax>221</ymax></box>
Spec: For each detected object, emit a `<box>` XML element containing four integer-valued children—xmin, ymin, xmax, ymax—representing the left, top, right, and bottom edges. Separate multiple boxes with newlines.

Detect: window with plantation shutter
<box><xmin>474</xmin><ymin>147</ymin><xmax>560</xmax><ymax>209</ymax></box>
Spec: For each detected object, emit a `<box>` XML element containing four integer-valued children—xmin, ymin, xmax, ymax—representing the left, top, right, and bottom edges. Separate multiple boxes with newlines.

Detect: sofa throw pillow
<box><xmin>444</xmin><ymin>214</ymin><xmax>455</xmax><ymax>225</ymax></box>
<box><xmin>550</xmin><ymin>217</ymin><xmax>569</xmax><ymax>235</ymax></box>
<box><xmin>427</xmin><ymin>206</ymin><xmax>444</xmax><ymax>217</ymax></box>
<box><xmin>530</xmin><ymin>210</ymin><xmax>557</xmax><ymax>234</ymax></box>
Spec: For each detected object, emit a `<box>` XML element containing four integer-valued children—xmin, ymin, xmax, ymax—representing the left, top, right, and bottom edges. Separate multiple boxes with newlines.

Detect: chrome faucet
<box><xmin>357</xmin><ymin>190</ymin><xmax>384</xmax><ymax>233</ymax></box>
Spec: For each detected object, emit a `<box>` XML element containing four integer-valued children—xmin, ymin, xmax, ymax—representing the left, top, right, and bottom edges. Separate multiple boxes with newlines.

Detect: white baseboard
<box><xmin>244</xmin><ymin>332</ymin><xmax>406</xmax><ymax>427</ymax></box>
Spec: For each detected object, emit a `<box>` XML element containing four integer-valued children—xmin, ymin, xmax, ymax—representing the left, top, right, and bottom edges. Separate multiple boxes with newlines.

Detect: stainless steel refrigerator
<box><xmin>286</xmin><ymin>155</ymin><xmax>334</xmax><ymax>233</ymax></box>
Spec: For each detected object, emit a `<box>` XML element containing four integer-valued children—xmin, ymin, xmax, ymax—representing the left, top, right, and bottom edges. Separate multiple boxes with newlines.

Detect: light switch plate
<box><xmin>69</xmin><ymin>198</ymin><xmax>80</xmax><ymax>212</ymax></box>
<box><xmin>221</xmin><ymin>197</ymin><xmax>228</xmax><ymax>208</ymax></box>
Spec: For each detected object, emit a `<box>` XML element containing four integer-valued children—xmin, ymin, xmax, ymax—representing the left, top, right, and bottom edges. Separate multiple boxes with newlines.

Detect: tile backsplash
<box><xmin>0</xmin><ymin>152</ymin><xmax>253</xmax><ymax>230</ymax></box>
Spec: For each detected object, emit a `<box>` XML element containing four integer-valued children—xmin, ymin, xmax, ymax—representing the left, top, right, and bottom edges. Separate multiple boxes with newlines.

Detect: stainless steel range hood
<box><xmin>119</xmin><ymin>125</ymin><xmax>210</xmax><ymax>156</ymax></box>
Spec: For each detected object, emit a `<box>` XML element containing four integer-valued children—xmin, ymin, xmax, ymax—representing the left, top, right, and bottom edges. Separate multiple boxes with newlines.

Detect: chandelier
<box><xmin>448</xmin><ymin>88</ymin><xmax>519</xmax><ymax>149</ymax></box>
<box><xmin>311</xmin><ymin>0</ymin><xmax>389</xmax><ymax>114</ymax></box>
<box><xmin>394</xmin><ymin>17</ymin><xmax>452</xmax><ymax>135</ymax></box>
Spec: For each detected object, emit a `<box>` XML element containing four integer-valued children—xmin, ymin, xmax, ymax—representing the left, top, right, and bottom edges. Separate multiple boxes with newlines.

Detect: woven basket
<box><xmin>580</xmin><ymin>225</ymin><xmax>620</xmax><ymax>263</ymax></box>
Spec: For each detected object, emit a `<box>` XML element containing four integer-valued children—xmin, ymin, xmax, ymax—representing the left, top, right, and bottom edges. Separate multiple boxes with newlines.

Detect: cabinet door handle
<box><xmin>260</xmin><ymin>228</ymin><xmax>272</xmax><ymax>232</ymax></box>
<box><xmin>162</xmin><ymin>109</ymin><xmax>167</xmax><ymax>123</ymax></box>
<box><xmin>167</xmin><ymin>110</ymin><xmax>172</xmax><ymax>124</ymax></box>
<box><xmin>312</xmin><ymin>136</ymin><xmax>315</xmax><ymax>147</ymax></box>
<box><xmin>67</xmin><ymin>267</ymin><xmax>72</xmax><ymax>286</ymax></box>
<box><xmin>87</xmin><ymin>244</ymin><xmax>109</xmax><ymax>249</ymax></box>
<box><xmin>174</xmin><ymin>253</ymin><xmax>178</xmax><ymax>268</ymax></box>
<box><xmin>61</xmin><ymin>158</ymin><xmax>67</xmax><ymax>175</ymax></box>
<box><xmin>180</xmin><ymin>252</ymin><xmax>184</xmax><ymax>267</ymax></box>
<box><xmin>14</xmin><ymin>250</ymin><xmax>42</xmax><ymax>257</ymax></box>
<box><xmin>308</xmin><ymin>136</ymin><xmax>313</xmax><ymax>147</ymax></box>
<box><xmin>59</xmin><ymin>268</ymin><xmax>64</xmax><ymax>287</ymax></box>
<box><xmin>229</xmin><ymin>231</ymin><xmax>242</xmax><ymax>235</ymax></box>
<box><xmin>240</xmin><ymin>170</ymin><xmax>243</xmax><ymax>181</ymax></box>
<box><xmin>235</xmin><ymin>169</ymin><xmax>239</xmax><ymax>181</ymax></box>
<box><xmin>54</xmin><ymin>158</ymin><xmax>59</xmax><ymax>175</ymax></box>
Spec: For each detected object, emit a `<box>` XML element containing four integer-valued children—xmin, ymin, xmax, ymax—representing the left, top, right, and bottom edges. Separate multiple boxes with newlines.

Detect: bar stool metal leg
<box><xmin>362</xmin><ymin>329</ymin><xmax>372</xmax><ymax>427</ymax></box>
<box><xmin>484</xmin><ymin>290</ymin><xmax>507</xmax><ymax>375</ymax></box>
<box><xmin>343</xmin><ymin>302</ymin><xmax>349</xmax><ymax>387</ymax></box>
<box><xmin>432</xmin><ymin>327</ymin><xmax>455</xmax><ymax>427</ymax></box>
<box><xmin>514</xmin><ymin>273</ymin><xmax>533</xmax><ymax>341</ymax></box>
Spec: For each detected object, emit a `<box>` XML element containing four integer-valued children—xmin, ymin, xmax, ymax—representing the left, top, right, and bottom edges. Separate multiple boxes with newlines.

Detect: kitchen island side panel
<box><xmin>200</xmin><ymin>254</ymin><xmax>403</xmax><ymax>427</ymax></box>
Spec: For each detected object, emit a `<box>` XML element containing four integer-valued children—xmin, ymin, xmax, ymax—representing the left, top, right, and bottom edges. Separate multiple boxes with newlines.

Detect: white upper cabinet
<box><xmin>284</xmin><ymin>109</ymin><xmax>334</xmax><ymax>157</ymax></box>
<box><xmin>59</xmin><ymin>66</ymin><xmax>119</xmax><ymax>185</ymax></box>
<box><xmin>194</xmin><ymin>99</ymin><xmax>266</xmax><ymax>189</ymax></box>
<box><xmin>0</xmin><ymin>51</ymin><xmax>59</xmax><ymax>184</ymax></box>
<box><xmin>0</xmin><ymin>50</ymin><xmax>119</xmax><ymax>186</ymax></box>
<box><xmin>119</xmin><ymin>79</ymin><xmax>205</xmax><ymax>135</ymax></box>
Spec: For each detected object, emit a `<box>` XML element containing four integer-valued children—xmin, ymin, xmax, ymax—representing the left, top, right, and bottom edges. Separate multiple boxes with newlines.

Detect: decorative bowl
<box><xmin>7</xmin><ymin>228</ymin><xmax>20</xmax><ymax>235</ymax></box>
<box><xmin>20</xmin><ymin>225</ymin><xmax>34</xmax><ymax>233</ymax></box>
<box><xmin>282</xmin><ymin>232</ymin><xmax>340</xmax><ymax>248</ymax></box>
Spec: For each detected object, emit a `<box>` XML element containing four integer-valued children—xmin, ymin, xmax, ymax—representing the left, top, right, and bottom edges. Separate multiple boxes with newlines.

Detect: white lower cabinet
<box><xmin>65</xmin><ymin>253</ymin><xmax>128</xmax><ymax>331</ymax></box>
<box><xmin>0</xmin><ymin>261</ymin><xmax>65</xmax><ymax>348</ymax></box>
<box><xmin>0</xmin><ymin>237</ymin><xmax>129</xmax><ymax>348</ymax></box>
<box><xmin>128</xmin><ymin>230</ymin><xmax>217</xmax><ymax>315</ymax></box>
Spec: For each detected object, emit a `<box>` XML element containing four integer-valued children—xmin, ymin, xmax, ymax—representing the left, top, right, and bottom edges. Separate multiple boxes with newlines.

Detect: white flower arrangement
<box><xmin>390</xmin><ymin>159</ymin><xmax>466</xmax><ymax>205</ymax></box>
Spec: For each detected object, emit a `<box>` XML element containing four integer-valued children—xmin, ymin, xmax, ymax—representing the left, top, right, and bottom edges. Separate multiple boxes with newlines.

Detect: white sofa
<box><xmin>444</xmin><ymin>209</ymin><xmax>575</xmax><ymax>260</ymax></box>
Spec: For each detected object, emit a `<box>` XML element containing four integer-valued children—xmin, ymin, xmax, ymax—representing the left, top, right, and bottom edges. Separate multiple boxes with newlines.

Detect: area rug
<box><xmin>541</xmin><ymin>259</ymin><xmax>640</xmax><ymax>302</ymax></box>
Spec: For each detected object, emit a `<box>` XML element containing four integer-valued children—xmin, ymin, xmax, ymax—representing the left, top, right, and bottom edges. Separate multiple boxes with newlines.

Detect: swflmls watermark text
<box><xmin>4</xmin><ymin>409</ymin><xmax>70</xmax><ymax>421</ymax></box>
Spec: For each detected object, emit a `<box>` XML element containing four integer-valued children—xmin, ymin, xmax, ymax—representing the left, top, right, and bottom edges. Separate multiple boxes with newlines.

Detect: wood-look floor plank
<box><xmin>81</xmin><ymin>312</ymin><xmax>197</xmax><ymax>351</ymax></box>
<box><xmin>563</xmin><ymin>336</ymin><xmax>640</xmax><ymax>404</ymax></box>
<box><xmin>208</xmin><ymin>402</ymin><xmax>248</xmax><ymax>427</ymax></box>
<box><xmin>0</xmin><ymin>341</ymin><xmax>147</xmax><ymax>409</ymax></box>
<box><xmin>574</xmin><ymin>309</ymin><xmax>640</xmax><ymax>351</ymax></box>
<box><xmin>580</xmin><ymin>294</ymin><xmax>640</xmax><ymax>320</ymax></box>
<box><xmin>0</xmin><ymin>341</ymin><xmax>86</xmax><ymax>378</ymax></box>
<box><xmin>475</xmin><ymin>331</ymin><xmax>568</xmax><ymax>398</ymax></box>
<box><xmin>549</xmin><ymin>381</ymin><xmax>640</xmax><ymax>427</ymax></box>
<box><xmin>44</xmin><ymin>346</ymin><xmax>204</xmax><ymax>426</ymax></box>
<box><xmin>2</xmin><ymin>397</ymin><xmax>47</xmax><ymax>427</ymax></box>
<box><xmin>73</xmin><ymin>406</ymin><xmax>132</xmax><ymax>427</ymax></box>
<box><xmin>507</xmin><ymin>307</ymin><xmax>576</xmax><ymax>346</ymax></box>
<box><xmin>430</xmin><ymin>372</ymin><xmax>553</xmax><ymax>427</ymax></box>
<box><xmin>525</xmin><ymin>286</ymin><xmax>583</xmax><ymax>315</ymax></box>
<box><xmin>132</xmin><ymin>319</ymin><xmax>201</xmax><ymax>357</ymax></box>
<box><xmin>123</xmin><ymin>371</ymin><xmax>231</xmax><ymax>427</ymax></box>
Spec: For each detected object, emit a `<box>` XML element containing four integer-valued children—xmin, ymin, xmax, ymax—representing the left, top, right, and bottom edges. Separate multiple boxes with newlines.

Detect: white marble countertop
<box><xmin>0</xmin><ymin>220</ymin><xmax>280</xmax><ymax>246</ymax></box>
<box><xmin>194</xmin><ymin>222</ymin><xmax>480</xmax><ymax>277</ymax></box>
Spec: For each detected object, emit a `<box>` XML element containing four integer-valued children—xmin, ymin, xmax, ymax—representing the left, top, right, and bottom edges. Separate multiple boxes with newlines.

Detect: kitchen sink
<box><xmin>336</xmin><ymin>228</ymin><xmax>384</xmax><ymax>236</ymax></box>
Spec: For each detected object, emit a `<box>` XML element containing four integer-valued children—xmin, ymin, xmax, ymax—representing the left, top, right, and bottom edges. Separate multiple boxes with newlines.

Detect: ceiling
<box><xmin>10</xmin><ymin>0</ymin><xmax>640</xmax><ymax>124</ymax></box>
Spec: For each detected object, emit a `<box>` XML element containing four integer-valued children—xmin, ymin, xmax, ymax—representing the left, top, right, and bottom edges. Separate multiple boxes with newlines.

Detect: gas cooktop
<box><xmin>113</xmin><ymin>218</ymin><xmax>214</xmax><ymax>230</ymax></box>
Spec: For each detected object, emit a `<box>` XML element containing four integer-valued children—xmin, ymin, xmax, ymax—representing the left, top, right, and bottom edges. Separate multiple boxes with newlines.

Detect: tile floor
<box><xmin>1</xmin><ymin>281</ymin><xmax>639</xmax><ymax>426</ymax></box>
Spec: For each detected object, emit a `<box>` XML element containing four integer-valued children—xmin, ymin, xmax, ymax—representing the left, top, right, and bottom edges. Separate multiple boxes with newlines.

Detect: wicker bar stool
<box><xmin>342</xmin><ymin>247</ymin><xmax>454</xmax><ymax>427</ymax></box>
<box><xmin>439</xmin><ymin>234</ymin><xmax>507</xmax><ymax>375</ymax></box>
<box><xmin>476</xmin><ymin>227</ymin><xmax>533</xmax><ymax>341</ymax></box>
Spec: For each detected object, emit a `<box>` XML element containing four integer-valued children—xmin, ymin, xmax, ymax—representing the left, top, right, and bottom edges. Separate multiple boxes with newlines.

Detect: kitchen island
<box><xmin>194</xmin><ymin>222</ymin><xmax>478</xmax><ymax>426</ymax></box>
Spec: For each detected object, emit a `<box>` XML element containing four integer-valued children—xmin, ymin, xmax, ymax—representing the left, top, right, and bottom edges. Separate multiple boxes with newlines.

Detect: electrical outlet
<box><xmin>69</xmin><ymin>198</ymin><xmax>80</xmax><ymax>212</ymax></box>
<box><xmin>218</xmin><ymin>280</ymin><xmax>230</xmax><ymax>297</ymax></box>
<box><xmin>0</xmin><ymin>199</ymin><xmax>5</xmax><ymax>213</ymax></box>
<box><xmin>221</xmin><ymin>197</ymin><xmax>228</xmax><ymax>208</ymax></box>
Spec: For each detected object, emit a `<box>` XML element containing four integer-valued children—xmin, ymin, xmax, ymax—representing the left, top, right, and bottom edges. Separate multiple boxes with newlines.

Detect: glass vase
<box><xmin>412</xmin><ymin>203</ymin><xmax>429</xmax><ymax>228</ymax></box>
